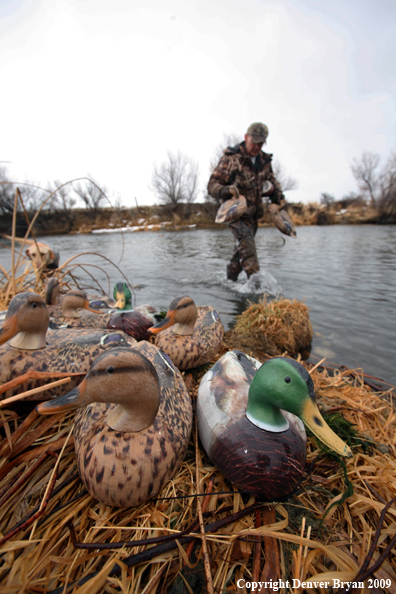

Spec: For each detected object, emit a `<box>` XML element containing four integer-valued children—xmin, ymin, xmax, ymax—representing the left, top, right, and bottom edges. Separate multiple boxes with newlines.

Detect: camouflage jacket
<box><xmin>207</xmin><ymin>142</ymin><xmax>284</xmax><ymax>220</ymax></box>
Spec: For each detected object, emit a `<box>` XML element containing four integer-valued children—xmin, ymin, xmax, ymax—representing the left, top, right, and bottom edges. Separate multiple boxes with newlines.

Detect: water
<box><xmin>1</xmin><ymin>225</ymin><xmax>395</xmax><ymax>385</ymax></box>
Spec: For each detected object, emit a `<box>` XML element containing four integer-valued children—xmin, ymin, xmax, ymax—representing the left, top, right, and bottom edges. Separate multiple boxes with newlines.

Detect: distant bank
<box><xmin>0</xmin><ymin>199</ymin><xmax>393</xmax><ymax>238</ymax></box>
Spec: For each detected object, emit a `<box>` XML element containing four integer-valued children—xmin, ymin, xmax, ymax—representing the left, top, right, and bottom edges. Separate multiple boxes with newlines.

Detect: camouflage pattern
<box><xmin>208</xmin><ymin>141</ymin><xmax>285</xmax><ymax>278</ymax></box>
<box><xmin>246</xmin><ymin>122</ymin><xmax>268</xmax><ymax>142</ymax></box>
<box><xmin>227</xmin><ymin>219</ymin><xmax>259</xmax><ymax>279</ymax></box>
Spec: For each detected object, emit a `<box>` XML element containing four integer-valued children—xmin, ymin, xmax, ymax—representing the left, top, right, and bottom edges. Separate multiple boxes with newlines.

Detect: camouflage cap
<box><xmin>246</xmin><ymin>122</ymin><xmax>269</xmax><ymax>143</ymax></box>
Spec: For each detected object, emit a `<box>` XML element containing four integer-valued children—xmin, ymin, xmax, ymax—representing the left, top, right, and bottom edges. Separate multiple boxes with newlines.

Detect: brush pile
<box><xmin>225</xmin><ymin>296</ymin><xmax>313</xmax><ymax>358</ymax></box>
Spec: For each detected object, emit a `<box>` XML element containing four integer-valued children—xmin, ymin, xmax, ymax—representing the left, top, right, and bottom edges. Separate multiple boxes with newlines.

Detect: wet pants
<box><xmin>227</xmin><ymin>219</ymin><xmax>259</xmax><ymax>280</ymax></box>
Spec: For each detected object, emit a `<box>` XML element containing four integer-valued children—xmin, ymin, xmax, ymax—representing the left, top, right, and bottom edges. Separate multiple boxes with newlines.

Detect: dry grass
<box><xmin>0</xmin><ymin>359</ymin><xmax>395</xmax><ymax>594</ymax></box>
<box><xmin>230</xmin><ymin>296</ymin><xmax>313</xmax><ymax>357</ymax></box>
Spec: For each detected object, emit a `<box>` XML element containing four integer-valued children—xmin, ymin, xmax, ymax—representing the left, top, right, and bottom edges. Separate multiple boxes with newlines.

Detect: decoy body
<box><xmin>107</xmin><ymin>305</ymin><xmax>164</xmax><ymax>341</ymax></box>
<box><xmin>148</xmin><ymin>296</ymin><xmax>224</xmax><ymax>370</ymax></box>
<box><xmin>37</xmin><ymin>342</ymin><xmax>193</xmax><ymax>507</ymax></box>
<box><xmin>197</xmin><ymin>351</ymin><xmax>352</xmax><ymax>500</ymax></box>
<box><xmin>0</xmin><ymin>292</ymin><xmax>136</xmax><ymax>401</ymax></box>
<box><xmin>268</xmin><ymin>204</ymin><xmax>297</xmax><ymax>238</ymax></box>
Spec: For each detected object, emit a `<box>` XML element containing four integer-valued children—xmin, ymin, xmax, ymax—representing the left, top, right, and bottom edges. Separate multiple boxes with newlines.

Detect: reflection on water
<box><xmin>0</xmin><ymin>225</ymin><xmax>395</xmax><ymax>384</ymax></box>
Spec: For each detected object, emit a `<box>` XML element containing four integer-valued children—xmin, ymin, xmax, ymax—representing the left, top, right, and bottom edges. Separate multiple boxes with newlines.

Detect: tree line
<box><xmin>1</xmin><ymin>142</ymin><xmax>395</xmax><ymax>218</ymax></box>
<box><xmin>320</xmin><ymin>150</ymin><xmax>396</xmax><ymax>218</ymax></box>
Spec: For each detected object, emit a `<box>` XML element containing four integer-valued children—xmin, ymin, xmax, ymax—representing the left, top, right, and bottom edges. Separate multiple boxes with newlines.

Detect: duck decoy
<box><xmin>148</xmin><ymin>296</ymin><xmax>224</xmax><ymax>370</ymax></box>
<box><xmin>37</xmin><ymin>342</ymin><xmax>193</xmax><ymax>508</ymax></box>
<box><xmin>268</xmin><ymin>204</ymin><xmax>297</xmax><ymax>238</ymax></box>
<box><xmin>197</xmin><ymin>351</ymin><xmax>352</xmax><ymax>500</ymax></box>
<box><xmin>0</xmin><ymin>292</ymin><xmax>136</xmax><ymax>401</ymax></box>
<box><xmin>47</xmin><ymin>289</ymin><xmax>113</xmax><ymax>329</ymax></box>
<box><xmin>106</xmin><ymin>304</ymin><xmax>165</xmax><ymax>341</ymax></box>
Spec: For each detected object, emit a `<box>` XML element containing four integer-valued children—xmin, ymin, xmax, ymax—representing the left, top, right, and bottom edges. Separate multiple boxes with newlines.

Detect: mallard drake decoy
<box><xmin>148</xmin><ymin>296</ymin><xmax>224</xmax><ymax>370</ymax></box>
<box><xmin>0</xmin><ymin>292</ymin><xmax>136</xmax><ymax>401</ymax></box>
<box><xmin>37</xmin><ymin>342</ymin><xmax>193</xmax><ymax>507</ymax></box>
<box><xmin>106</xmin><ymin>305</ymin><xmax>165</xmax><ymax>341</ymax></box>
<box><xmin>197</xmin><ymin>351</ymin><xmax>352</xmax><ymax>500</ymax></box>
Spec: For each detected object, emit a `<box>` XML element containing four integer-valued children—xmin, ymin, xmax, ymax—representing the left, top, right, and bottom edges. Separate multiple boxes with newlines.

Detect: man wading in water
<box><xmin>208</xmin><ymin>122</ymin><xmax>286</xmax><ymax>281</ymax></box>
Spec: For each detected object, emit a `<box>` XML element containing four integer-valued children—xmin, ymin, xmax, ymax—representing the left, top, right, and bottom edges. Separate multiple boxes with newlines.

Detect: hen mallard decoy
<box><xmin>0</xmin><ymin>292</ymin><xmax>136</xmax><ymax>401</ymax></box>
<box><xmin>47</xmin><ymin>289</ymin><xmax>113</xmax><ymax>329</ymax></box>
<box><xmin>148</xmin><ymin>296</ymin><xmax>224</xmax><ymax>370</ymax></box>
<box><xmin>37</xmin><ymin>342</ymin><xmax>193</xmax><ymax>507</ymax></box>
<box><xmin>197</xmin><ymin>351</ymin><xmax>352</xmax><ymax>500</ymax></box>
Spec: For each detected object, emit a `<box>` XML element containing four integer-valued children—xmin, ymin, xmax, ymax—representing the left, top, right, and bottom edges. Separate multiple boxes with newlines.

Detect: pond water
<box><xmin>1</xmin><ymin>224</ymin><xmax>395</xmax><ymax>385</ymax></box>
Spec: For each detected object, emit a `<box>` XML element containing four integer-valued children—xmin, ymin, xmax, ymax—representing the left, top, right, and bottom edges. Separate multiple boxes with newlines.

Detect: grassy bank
<box><xmin>0</xmin><ymin>198</ymin><xmax>392</xmax><ymax>238</ymax></box>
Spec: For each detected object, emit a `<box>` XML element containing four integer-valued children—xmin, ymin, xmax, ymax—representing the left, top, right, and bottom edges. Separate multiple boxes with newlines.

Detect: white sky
<box><xmin>1</xmin><ymin>0</ymin><xmax>395</xmax><ymax>207</ymax></box>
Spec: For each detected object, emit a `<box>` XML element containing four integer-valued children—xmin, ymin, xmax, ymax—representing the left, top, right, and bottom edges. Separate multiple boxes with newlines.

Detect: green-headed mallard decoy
<box><xmin>0</xmin><ymin>292</ymin><xmax>136</xmax><ymax>401</ymax></box>
<box><xmin>148</xmin><ymin>296</ymin><xmax>224</xmax><ymax>370</ymax></box>
<box><xmin>197</xmin><ymin>350</ymin><xmax>352</xmax><ymax>500</ymax></box>
<box><xmin>37</xmin><ymin>341</ymin><xmax>193</xmax><ymax>507</ymax></box>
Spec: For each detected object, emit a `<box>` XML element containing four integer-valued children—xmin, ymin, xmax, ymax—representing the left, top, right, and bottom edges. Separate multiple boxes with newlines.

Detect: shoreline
<box><xmin>1</xmin><ymin>200</ymin><xmax>394</xmax><ymax>238</ymax></box>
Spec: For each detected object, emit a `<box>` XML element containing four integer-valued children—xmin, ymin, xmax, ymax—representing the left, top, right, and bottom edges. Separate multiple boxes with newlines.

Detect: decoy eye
<box><xmin>107</xmin><ymin>366</ymin><xmax>115</xmax><ymax>374</ymax></box>
<box><xmin>284</xmin><ymin>376</ymin><xmax>291</xmax><ymax>383</ymax></box>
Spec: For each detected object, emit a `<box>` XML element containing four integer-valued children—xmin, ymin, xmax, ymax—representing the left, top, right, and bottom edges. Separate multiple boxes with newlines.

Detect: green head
<box><xmin>113</xmin><ymin>282</ymin><xmax>132</xmax><ymax>310</ymax></box>
<box><xmin>246</xmin><ymin>357</ymin><xmax>352</xmax><ymax>458</ymax></box>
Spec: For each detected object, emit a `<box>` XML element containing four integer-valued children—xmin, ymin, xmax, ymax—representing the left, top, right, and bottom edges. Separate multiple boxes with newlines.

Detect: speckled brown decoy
<box><xmin>0</xmin><ymin>292</ymin><xmax>136</xmax><ymax>401</ymax></box>
<box><xmin>37</xmin><ymin>341</ymin><xmax>193</xmax><ymax>508</ymax></box>
<box><xmin>148</xmin><ymin>296</ymin><xmax>224</xmax><ymax>370</ymax></box>
<box><xmin>47</xmin><ymin>289</ymin><xmax>113</xmax><ymax>329</ymax></box>
<box><xmin>197</xmin><ymin>351</ymin><xmax>352</xmax><ymax>500</ymax></box>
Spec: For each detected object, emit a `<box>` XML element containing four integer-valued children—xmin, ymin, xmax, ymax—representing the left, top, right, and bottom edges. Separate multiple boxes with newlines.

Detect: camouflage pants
<box><xmin>227</xmin><ymin>219</ymin><xmax>259</xmax><ymax>279</ymax></box>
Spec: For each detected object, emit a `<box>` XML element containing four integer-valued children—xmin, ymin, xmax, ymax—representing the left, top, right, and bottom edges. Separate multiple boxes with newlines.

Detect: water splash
<box><xmin>225</xmin><ymin>270</ymin><xmax>281</xmax><ymax>296</ymax></box>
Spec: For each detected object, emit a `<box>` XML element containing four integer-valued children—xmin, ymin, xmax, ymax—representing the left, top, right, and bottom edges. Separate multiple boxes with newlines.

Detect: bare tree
<box><xmin>272</xmin><ymin>159</ymin><xmax>298</xmax><ymax>192</ymax></box>
<box><xmin>0</xmin><ymin>166</ymin><xmax>15</xmax><ymax>214</ymax></box>
<box><xmin>377</xmin><ymin>151</ymin><xmax>396</xmax><ymax>218</ymax></box>
<box><xmin>320</xmin><ymin>192</ymin><xmax>335</xmax><ymax>207</ymax></box>
<box><xmin>151</xmin><ymin>151</ymin><xmax>199</xmax><ymax>205</ymax></box>
<box><xmin>351</xmin><ymin>151</ymin><xmax>380</xmax><ymax>207</ymax></box>
<box><xmin>48</xmin><ymin>180</ymin><xmax>76</xmax><ymax>212</ymax></box>
<box><xmin>209</xmin><ymin>133</ymin><xmax>241</xmax><ymax>174</ymax></box>
<box><xmin>74</xmin><ymin>176</ymin><xmax>109</xmax><ymax>212</ymax></box>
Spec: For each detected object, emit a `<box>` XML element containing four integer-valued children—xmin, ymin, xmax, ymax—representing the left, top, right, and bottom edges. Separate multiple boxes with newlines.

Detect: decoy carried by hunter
<box><xmin>197</xmin><ymin>350</ymin><xmax>352</xmax><ymax>500</ymax></box>
<box><xmin>37</xmin><ymin>342</ymin><xmax>193</xmax><ymax>508</ymax></box>
<box><xmin>0</xmin><ymin>292</ymin><xmax>136</xmax><ymax>401</ymax></box>
<box><xmin>148</xmin><ymin>295</ymin><xmax>224</xmax><ymax>370</ymax></box>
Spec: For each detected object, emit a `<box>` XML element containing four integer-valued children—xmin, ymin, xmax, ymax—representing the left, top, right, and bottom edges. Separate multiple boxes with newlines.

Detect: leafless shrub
<box><xmin>151</xmin><ymin>151</ymin><xmax>199</xmax><ymax>205</ymax></box>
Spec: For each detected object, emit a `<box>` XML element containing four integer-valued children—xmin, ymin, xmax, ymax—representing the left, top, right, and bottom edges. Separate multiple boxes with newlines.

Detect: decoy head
<box><xmin>37</xmin><ymin>348</ymin><xmax>160</xmax><ymax>433</ymax></box>
<box><xmin>61</xmin><ymin>290</ymin><xmax>102</xmax><ymax>318</ymax></box>
<box><xmin>113</xmin><ymin>282</ymin><xmax>132</xmax><ymax>310</ymax></box>
<box><xmin>44</xmin><ymin>278</ymin><xmax>61</xmax><ymax>305</ymax></box>
<box><xmin>148</xmin><ymin>296</ymin><xmax>197</xmax><ymax>337</ymax></box>
<box><xmin>246</xmin><ymin>357</ymin><xmax>352</xmax><ymax>458</ymax></box>
<box><xmin>0</xmin><ymin>292</ymin><xmax>49</xmax><ymax>349</ymax></box>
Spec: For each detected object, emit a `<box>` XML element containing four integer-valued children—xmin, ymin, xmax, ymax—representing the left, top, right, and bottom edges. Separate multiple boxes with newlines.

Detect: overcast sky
<box><xmin>1</xmin><ymin>0</ymin><xmax>395</xmax><ymax>207</ymax></box>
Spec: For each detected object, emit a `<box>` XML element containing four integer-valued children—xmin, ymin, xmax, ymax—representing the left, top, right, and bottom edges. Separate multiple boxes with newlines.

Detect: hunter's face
<box><xmin>244</xmin><ymin>134</ymin><xmax>263</xmax><ymax>157</ymax></box>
